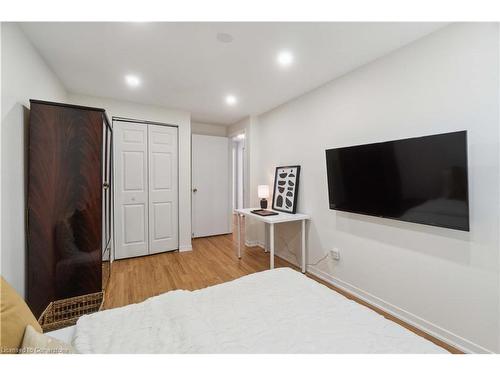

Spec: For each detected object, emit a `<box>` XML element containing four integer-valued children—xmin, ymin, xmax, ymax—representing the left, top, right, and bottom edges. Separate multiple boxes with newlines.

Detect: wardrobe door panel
<box><xmin>28</xmin><ymin>102</ymin><xmax>103</xmax><ymax>317</ymax></box>
<box><xmin>102</xmin><ymin>120</ymin><xmax>112</xmax><ymax>291</ymax></box>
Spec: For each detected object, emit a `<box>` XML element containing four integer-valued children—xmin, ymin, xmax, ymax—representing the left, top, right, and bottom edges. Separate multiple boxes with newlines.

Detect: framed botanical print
<box><xmin>272</xmin><ymin>165</ymin><xmax>301</xmax><ymax>214</ymax></box>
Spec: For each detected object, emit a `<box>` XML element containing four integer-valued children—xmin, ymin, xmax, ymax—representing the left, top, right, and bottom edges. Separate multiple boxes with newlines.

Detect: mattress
<box><xmin>71</xmin><ymin>268</ymin><xmax>447</xmax><ymax>353</ymax></box>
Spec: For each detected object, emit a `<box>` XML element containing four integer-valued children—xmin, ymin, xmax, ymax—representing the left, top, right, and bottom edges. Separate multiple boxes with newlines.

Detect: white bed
<box><xmin>47</xmin><ymin>268</ymin><xmax>447</xmax><ymax>353</ymax></box>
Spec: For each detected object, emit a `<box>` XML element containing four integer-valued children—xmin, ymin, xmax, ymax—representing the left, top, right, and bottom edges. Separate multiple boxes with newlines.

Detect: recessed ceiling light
<box><xmin>225</xmin><ymin>94</ymin><xmax>237</xmax><ymax>106</ymax></box>
<box><xmin>216</xmin><ymin>32</ymin><xmax>233</xmax><ymax>43</ymax></box>
<box><xmin>125</xmin><ymin>74</ymin><xmax>141</xmax><ymax>88</ymax></box>
<box><xmin>277</xmin><ymin>50</ymin><xmax>294</xmax><ymax>67</ymax></box>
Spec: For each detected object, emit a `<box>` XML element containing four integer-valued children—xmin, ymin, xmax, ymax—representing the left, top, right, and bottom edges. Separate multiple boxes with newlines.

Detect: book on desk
<box><xmin>250</xmin><ymin>209</ymin><xmax>279</xmax><ymax>216</ymax></box>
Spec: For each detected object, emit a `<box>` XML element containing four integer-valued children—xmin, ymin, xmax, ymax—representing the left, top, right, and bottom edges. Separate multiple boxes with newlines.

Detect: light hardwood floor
<box><xmin>105</xmin><ymin>219</ymin><xmax>461</xmax><ymax>354</ymax></box>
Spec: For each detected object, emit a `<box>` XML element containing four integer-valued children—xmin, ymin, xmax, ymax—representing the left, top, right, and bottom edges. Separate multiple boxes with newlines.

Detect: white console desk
<box><xmin>234</xmin><ymin>208</ymin><xmax>310</xmax><ymax>273</ymax></box>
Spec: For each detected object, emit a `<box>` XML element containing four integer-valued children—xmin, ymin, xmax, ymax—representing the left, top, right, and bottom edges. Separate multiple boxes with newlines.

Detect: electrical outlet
<box><xmin>330</xmin><ymin>249</ymin><xmax>341</xmax><ymax>260</ymax></box>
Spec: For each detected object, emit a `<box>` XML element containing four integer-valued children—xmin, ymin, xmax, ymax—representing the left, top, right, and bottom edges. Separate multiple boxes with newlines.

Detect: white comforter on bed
<box><xmin>73</xmin><ymin>268</ymin><xmax>447</xmax><ymax>353</ymax></box>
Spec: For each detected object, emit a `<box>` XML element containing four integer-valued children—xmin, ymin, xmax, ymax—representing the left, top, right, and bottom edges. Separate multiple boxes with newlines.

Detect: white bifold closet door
<box><xmin>114</xmin><ymin>121</ymin><xmax>149</xmax><ymax>259</ymax></box>
<box><xmin>148</xmin><ymin>124</ymin><xmax>178</xmax><ymax>254</ymax></box>
<box><xmin>114</xmin><ymin>120</ymin><xmax>178</xmax><ymax>260</ymax></box>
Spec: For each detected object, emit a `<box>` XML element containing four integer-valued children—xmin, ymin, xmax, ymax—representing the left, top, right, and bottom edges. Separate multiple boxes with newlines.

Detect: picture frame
<box><xmin>272</xmin><ymin>165</ymin><xmax>301</xmax><ymax>214</ymax></box>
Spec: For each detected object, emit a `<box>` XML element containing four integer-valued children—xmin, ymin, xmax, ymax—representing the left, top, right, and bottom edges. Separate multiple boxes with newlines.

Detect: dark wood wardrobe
<box><xmin>27</xmin><ymin>100</ymin><xmax>112</xmax><ymax>317</ymax></box>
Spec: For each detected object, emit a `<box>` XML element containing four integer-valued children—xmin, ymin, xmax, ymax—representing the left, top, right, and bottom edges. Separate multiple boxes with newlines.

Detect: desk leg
<box><xmin>301</xmin><ymin>219</ymin><xmax>306</xmax><ymax>273</ymax></box>
<box><xmin>237</xmin><ymin>214</ymin><xmax>242</xmax><ymax>259</ymax></box>
<box><xmin>264</xmin><ymin>223</ymin><xmax>268</xmax><ymax>253</ymax></box>
<box><xmin>270</xmin><ymin>223</ymin><xmax>275</xmax><ymax>269</ymax></box>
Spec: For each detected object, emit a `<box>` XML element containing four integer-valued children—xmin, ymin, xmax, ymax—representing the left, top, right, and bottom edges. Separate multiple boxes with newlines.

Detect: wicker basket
<box><xmin>38</xmin><ymin>291</ymin><xmax>104</xmax><ymax>332</ymax></box>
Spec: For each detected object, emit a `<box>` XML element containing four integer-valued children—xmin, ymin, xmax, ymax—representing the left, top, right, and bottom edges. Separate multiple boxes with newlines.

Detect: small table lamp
<box><xmin>258</xmin><ymin>185</ymin><xmax>270</xmax><ymax>209</ymax></box>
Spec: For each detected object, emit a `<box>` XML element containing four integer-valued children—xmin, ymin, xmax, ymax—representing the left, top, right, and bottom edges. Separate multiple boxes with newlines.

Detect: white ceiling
<box><xmin>20</xmin><ymin>22</ymin><xmax>446</xmax><ymax>125</ymax></box>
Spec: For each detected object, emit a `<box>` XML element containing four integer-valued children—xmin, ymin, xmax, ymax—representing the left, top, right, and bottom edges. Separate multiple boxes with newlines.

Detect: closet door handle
<box><xmin>103</xmin><ymin>182</ymin><xmax>110</xmax><ymax>189</ymax></box>
<box><xmin>192</xmin><ymin>188</ymin><xmax>198</xmax><ymax>193</ymax></box>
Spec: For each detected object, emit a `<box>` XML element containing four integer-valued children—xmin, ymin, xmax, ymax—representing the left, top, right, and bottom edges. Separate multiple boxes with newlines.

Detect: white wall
<box><xmin>1</xmin><ymin>23</ymin><xmax>68</xmax><ymax>296</ymax></box>
<box><xmin>251</xmin><ymin>23</ymin><xmax>500</xmax><ymax>353</ymax></box>
<box><xmin>67</xmin><ymin>93</ymin><xmax>193</xmax><ymax>252</ymax></box>
<box><xmin>227</xmin><ymin>118</ymin><xmax>248</xmax><ymax>137</ymax></box>
<box><xmin>192</xmin><ymin>121</ymin><xmax>227</xmax><ymax>137</ymax></box>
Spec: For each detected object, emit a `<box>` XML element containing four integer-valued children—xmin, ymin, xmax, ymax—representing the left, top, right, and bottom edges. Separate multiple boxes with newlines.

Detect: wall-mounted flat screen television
<box><xmin>325</xmin><ymin>131</ymin><xmax>469</xmax><ymax>231</ymax></box>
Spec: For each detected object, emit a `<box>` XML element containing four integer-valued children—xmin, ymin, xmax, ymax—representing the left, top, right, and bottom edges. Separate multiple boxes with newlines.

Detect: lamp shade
<box><xmin>258</xmin><ymin>185</ymin><xmax>270</xmax><ymax>199</ymax></box>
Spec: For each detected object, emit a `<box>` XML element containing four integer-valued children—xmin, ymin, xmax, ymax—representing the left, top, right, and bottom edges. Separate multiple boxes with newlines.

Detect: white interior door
<box><xmin>148</xmin><ymin>124</ymin><xmax>179</xmax><ymax>253</ymax></box>
<box><xmin>192</xmin><ymin>134</ymin><xmax>230</xmax><ymax>238</ymax></box>
<box><xmin>114</xmin><ymin>121</ymin><xmax>149</xmax><ymax>259</ymax></box>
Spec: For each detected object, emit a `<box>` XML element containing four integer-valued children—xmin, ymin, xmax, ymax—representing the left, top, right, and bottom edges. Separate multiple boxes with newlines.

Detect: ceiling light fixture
<box><xmin>277</xmin><ymin>50</ymin><xmax>294</xmax><ymax>67</ymax></box>
<box><xmin>225</xmin><ymin>94</ymin><xmax>237</xmax><ymax>106</ymax></box>
<box><xmin>125</xmin><ymin>74</ymin><xmax>141</xmax><ymax>88</ymax></box>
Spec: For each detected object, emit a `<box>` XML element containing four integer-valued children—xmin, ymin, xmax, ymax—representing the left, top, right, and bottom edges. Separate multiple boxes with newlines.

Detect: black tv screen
<box><xmin>325</xmin><ymin>131</ymin><xmax>469</xmax><ymax>231</ymax></box>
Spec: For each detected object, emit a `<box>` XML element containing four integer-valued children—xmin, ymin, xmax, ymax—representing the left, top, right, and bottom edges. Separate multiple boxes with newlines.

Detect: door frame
<box><xmin>112</xmin><ymin>117</ymin><xmax>180</xmax><ymax>260</ymax></box>
<box><xmin>228</xmin><ymin>130</ymin><xmax>246</xmax><ymax>210</ymax></box>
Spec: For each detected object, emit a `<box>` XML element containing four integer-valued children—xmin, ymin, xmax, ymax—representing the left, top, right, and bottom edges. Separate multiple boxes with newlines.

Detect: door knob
<box><xmin>192</xmin><ymin>188</ymin><xmax>198</xmax><ymax>193</ymax></box>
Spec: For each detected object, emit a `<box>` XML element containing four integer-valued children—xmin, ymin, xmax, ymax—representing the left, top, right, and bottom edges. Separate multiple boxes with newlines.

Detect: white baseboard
<box><xmin>179</xmin><ymin>245</ymin><xmax>192</xmax><ymax>252</ymax></box>
<box><xmin>244</xmin><ymin>240</ymin><xmax>266</xmax><ymax>249</ymax></box>
<box><xmin>306</xmin><ymin>265</ymin><xmax>493</xmax><ymax>354</ymax></box>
